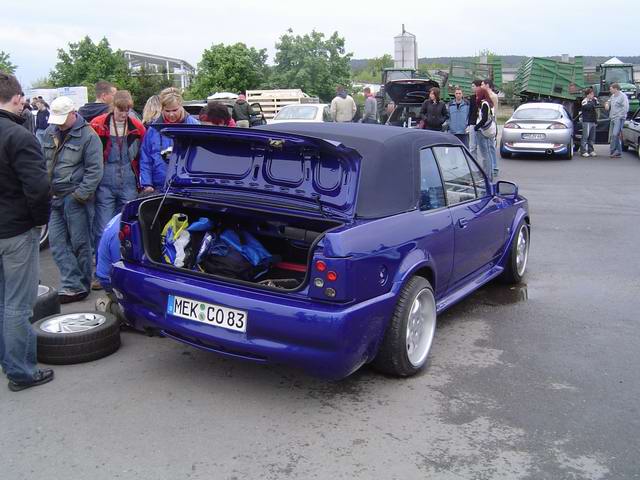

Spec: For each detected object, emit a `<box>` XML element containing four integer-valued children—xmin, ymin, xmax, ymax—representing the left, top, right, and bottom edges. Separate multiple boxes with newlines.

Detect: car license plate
<box><xmin>522</xmin><ymin>133</ymin><xmax>546</xmax><ymax>140</ymax></box>
<box><xmin>167</xmin><ymin>295</ymin><xmax>247</xmax><ymax>333</ymax></box>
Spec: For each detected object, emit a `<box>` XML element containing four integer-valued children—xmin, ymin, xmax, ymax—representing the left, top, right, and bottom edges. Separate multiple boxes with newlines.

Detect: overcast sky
<box><xmin>3</xmin><ymin>0</ymin><xmax>637</xmax><ymax>88</ymax></box>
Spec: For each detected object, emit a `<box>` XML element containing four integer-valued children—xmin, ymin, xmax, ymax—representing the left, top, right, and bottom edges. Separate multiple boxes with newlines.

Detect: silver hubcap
<box><xmin>406</xmin><ymin>288</ymin><xmax>437</xmax><ymax>367</ymax></box>
<box><xmin>40</xmin><ymin>313</ymin><xmax>106</xmax><ymax>334</ymax></box>
<box><xmin>516</xmin><ymin>225</ymin><xmax>529</xmax><ymax>276</ymax></box>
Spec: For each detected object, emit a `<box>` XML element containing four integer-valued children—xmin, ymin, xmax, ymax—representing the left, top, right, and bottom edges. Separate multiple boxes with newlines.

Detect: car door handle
<box><xmin>458</xmin><ymin>218</ymin><xmax>469</xmax><ymax>228</ymax></box>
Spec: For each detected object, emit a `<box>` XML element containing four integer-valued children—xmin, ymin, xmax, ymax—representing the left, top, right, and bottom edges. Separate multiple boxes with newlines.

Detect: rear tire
<box><xmin>34</xmin><ymin>312</ymin><xmax>121</xmax><ymax>365</ymax></box>
<box><xmin>372</xmin><ymin>276</ymin><xmax>437</xmax><ymax>377</ymax></box>
<box><xmin>500</xmin><ymin>143</ymin><xmax>512</xmax><ymax>158</ymax></box>
<box><xmin>499</xmin><ymin>219</ymin><xmax>530</xmax><ymax>284</ymax></box>
<box><xmin>32</xmin><ymin>285</ymin><xmax>60</xmax><ymax>323</ymax></box>
<box><xmin>564</xmin><ymin>142</ymin><xmax>574</xmax><ymax>160</ymax></box>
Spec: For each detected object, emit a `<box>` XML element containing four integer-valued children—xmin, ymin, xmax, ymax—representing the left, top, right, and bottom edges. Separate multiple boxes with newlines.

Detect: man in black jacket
<box><xmin>77</xmin><ymin>80</ymin><xmax>116</xmax><ymax>122</ymax></box>
<box><xmin>0</xmin><ymin>72</ymin><xmax>53</xmax><ymax>392</ymax></box>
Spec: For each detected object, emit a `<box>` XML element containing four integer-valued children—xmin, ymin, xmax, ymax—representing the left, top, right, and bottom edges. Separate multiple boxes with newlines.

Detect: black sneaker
<box><xmin>8</xmin><ymin>368</ymin><xmax>54</xmax><ymax>392</ymax></box>
<box><xmin>59</xmin><ymin>291</ymin><xmax>89</xmax><ymax>304</ymax></box>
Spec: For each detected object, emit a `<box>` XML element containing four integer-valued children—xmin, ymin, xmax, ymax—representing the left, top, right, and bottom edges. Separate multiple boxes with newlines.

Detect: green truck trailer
<box><xmin>514</xmin><ymin>56</ymin><xmax>585</xmax><ymax>116</ymax></box>
<box><xmin>514</xmin><ymin>56</ymin><xmax>639</xmax><ymax>118</ymax></box>
<box><xmin>444</xmin><ymin>58</ymin><xmax>503</xmax><ymax>98</ymax></box>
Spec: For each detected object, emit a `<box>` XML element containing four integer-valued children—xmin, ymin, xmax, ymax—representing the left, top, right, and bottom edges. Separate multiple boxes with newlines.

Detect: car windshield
<box><xmin>513</xmin><ymin>108</ymin><xmax>561</xmax><ymax>120</ymax></box>
<box><xmin>274</xmin><ymin>106</ymin><xmax>318</xmax><ymax>120</ymax></box>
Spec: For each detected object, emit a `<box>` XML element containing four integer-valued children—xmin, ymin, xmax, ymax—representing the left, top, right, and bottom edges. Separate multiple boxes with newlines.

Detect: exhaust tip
<box><xmin>545</xmin><ymin>149</ymin><xmax>553</xmax><ymax>155</ymax></box>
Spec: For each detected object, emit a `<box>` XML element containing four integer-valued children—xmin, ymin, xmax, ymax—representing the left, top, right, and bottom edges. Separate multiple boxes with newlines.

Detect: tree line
<box><xmin>1</xmin><ymin>29</ymin><xmax>355</xmax><ymax>110</ymax></box>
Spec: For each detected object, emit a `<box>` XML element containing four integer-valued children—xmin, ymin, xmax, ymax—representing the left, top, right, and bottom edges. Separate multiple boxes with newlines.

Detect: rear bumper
<box><xmin>501</xmin><ymin>142</ymin><xmax>569</xmax><ymax>154</ymax></box>
<box><xmin>111</xmin><ymin>261</ymin><xmax>397</xmax><ymax>379</ymax></box>
<box><xmin>501</xmin><ymin>129</ymin><xmax>572</xmax><ymax>153</ymax></box>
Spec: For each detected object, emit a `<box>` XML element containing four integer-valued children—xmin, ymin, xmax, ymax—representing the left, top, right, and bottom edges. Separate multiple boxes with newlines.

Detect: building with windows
<box><xmin>123</xmin><ymin>50</ymin><xmax>195</xmax><ymax>90</ymax></box>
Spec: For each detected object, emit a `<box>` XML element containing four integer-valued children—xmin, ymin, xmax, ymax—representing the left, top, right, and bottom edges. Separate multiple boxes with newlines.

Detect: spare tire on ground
<box><xmin>33</xmin><ymin>312</ymin><xmax>121</xmax><ymax>365</ymax></box>
<box><xmin>32</xmin><ymin>285</ymin><xmax>60</xmax><ymax>323</ymax></box>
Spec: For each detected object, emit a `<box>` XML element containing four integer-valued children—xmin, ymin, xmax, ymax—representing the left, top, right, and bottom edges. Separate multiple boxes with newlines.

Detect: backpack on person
<box><xmin>478</xmin><ymin>100</ymin><xmax>497</xmax><ymax>139</ymax></box>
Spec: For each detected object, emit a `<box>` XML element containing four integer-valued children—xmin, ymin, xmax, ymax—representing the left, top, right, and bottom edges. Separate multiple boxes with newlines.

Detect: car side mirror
<box><xmin>496</xmin><ymin>181</ymin><xmax>518</xmax><ymax>198</ymax></box>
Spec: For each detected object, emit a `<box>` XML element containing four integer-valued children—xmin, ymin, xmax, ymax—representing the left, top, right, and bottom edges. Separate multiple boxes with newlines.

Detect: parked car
<box><xmin>501</xmin><ymin>103</ymin><xmax>574</xmax><ymax>159</ymax></box>
<box><xmin>269</xmin><ymin>103</ymin><xmax>332</xmax><ymax>124</ymax></box>
<box><xmin>385</xmin><ymin>79</ymin><xmax>439</xmax><ymax>128</ymax></box>
<box><xmin>183</xmin><ymin>100</ymin><xmax>267</xmax><ymax>127</ymax></box>
<box><xmin>111</xmin><ymin>123</ymin><xmax>530</xmax><ymax>379</ymax></box>
<box><xmin>622</xmin><ymin>108</ymin><xmax>640</xmax><ymax>157</ymax></box>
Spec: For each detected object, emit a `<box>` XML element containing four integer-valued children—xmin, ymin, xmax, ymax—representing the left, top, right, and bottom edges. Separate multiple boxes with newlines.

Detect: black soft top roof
<box><xmin>257</xmin><ymin>122</ymin><xmax>462</xmax><ymax>218</ymax></box>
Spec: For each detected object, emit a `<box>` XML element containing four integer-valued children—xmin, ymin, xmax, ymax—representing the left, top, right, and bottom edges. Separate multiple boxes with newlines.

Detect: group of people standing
<box><xmin>0</xmin><ymin>70</ymin><xmax>220</xmax><ymax>391</ymax></box>
<box><xmin>419</xmin><ymin>79</ymin><xmax>500</xmax><ymax>180</ymax></box>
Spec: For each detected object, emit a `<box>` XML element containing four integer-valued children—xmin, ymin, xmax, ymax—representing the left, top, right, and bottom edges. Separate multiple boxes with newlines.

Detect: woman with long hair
<box><xmin>141</xmin><ymin>95</ymin><xmax>161</xmax><ymax>126</ymax></box>
<box><xmin>474</xmin><ymin>88</ymin><xmax>496</xmax><ymax>181</ymax></box>
<box><xmin>419</xmin><ymin>87</ymin><xmax>449</xmax><ymax>131</ymax></box>
<box><xmin>139</xmin><ymin>88</ymin><xmax>199</xmax><ymax>192</ymax></box>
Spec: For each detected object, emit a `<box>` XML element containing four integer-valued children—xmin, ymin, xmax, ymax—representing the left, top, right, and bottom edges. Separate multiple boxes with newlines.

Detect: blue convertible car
<box><xmin>111</xmin><ymin>123</ymin><xmax>530</xmax><ymax>379</ymax></box>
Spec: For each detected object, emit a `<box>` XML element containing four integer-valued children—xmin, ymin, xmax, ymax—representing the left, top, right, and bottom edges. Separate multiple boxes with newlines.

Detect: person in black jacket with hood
<box><xmin>419</xmin><ymin>87</ymin><xmax>449</xmax><ymax>131</ymax></box>
<box><xmin>580</xmin><ymin>88</ymin><xmax>599</xmax><ymax>157</ymax></box>
<box><xmin>77</xmin><ymin>80</ymin><xmax>116</xmax><ymax>122</ymax></box>
<box><xmin>0</xmin><ymin>72</ymin><xmax>53</xmax><ymax>392</ymax></box>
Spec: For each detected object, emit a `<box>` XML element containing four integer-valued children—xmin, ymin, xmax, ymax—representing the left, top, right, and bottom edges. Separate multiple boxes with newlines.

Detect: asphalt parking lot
<box><xmin>2</xmin><ymin>144</ymin><xmax>639</xmax><ymax>480</ymax></box>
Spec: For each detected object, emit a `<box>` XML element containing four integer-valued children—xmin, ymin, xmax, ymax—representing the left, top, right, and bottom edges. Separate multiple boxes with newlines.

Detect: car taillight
<box><xmin>547</xmin><ymin>122</ymin><xmax>567</xmax><ymax>129</ymax></box>
<box><xmin>118</xmin><ymin>224</ymin><xmax>131</xmax><ymax>242</ymax></box>
<box><xmin>504</xmin><ymin>122</ymin><xmax>520</xmax><ymax>129</ymax></box>
<box><xmin>310</xmin><ymin>257</ymin><xmax>350</xmax><ymax>301</ymax></box>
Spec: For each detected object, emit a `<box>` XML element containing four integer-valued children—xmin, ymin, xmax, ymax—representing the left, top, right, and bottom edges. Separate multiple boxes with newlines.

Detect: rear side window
<box><xmin>465</xmin><ymin>153</ymin><xmax>488</xmax><ymax>197</ymax></box>
<box><xmin>433</xmin><ymin>146</ymin><xmax>477</xmax><ymax>205</ymax></box>
<box><xmin>419</xmin><ymin>149</ymin><xmax>446</xmax><ymax>210</ymax></box>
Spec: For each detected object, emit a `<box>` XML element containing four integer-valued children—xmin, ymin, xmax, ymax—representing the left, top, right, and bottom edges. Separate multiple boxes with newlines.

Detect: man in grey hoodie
<box><xmin>361</xmin><ymin>87</ymin><xmax>378</xmax><ymax>124</ymax></box>
<box><xmin>605</xmin><ymin>83</ymin><xmax>629</xmax><ymax>157</ymax></box>
<box><xmin>330</xmin><ymin>86</ymin><xmax>356</xmax><ymax>122</ymax></box>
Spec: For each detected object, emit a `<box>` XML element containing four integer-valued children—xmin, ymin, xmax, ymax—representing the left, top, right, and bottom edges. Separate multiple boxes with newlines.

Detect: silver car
<box><xmin>500</xmin><ymin>103</ymin><xmax>574</xmax><ymax>159</ymax></box>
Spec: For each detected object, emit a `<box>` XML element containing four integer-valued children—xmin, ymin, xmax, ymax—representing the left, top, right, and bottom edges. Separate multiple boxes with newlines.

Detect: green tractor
<box><xmin>594</xmin><ymin>58</ymin><xmax>639</xmax><ymax>118</ymax></box>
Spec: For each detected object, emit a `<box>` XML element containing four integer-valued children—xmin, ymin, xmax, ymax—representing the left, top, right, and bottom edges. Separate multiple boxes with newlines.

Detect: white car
<box><xmin>269</xmin><ymin>104</ymin><xmax>332</xmax><ymax>124</ymax></box>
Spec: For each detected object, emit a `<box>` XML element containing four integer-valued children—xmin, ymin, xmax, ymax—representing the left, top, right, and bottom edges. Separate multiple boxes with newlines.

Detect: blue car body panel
<box><xmin>112</xmin><ymin>123</ymin><xmax>529</xmax><ymax>378</ymax></box>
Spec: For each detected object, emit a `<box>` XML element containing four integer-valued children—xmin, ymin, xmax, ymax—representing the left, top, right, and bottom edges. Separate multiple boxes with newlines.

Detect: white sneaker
<box><xmin>581</xmin><ymin>153</ymin><xmax>589</xmax><ymax>157</ymax></box>
<box><xmin>589</xmin><ymin>152</ymin><xmax>597</xmax><ymax>157</ymax></box>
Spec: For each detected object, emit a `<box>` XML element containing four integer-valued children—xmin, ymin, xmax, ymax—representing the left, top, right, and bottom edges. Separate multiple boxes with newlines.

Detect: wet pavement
<box><xmin>1</xmin><ymin>145</ymin><xmax>639</xmax><ymax>479</ymax></box>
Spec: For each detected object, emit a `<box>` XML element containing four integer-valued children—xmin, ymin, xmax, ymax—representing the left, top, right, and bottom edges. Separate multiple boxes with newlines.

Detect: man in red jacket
<box><xmin>90</xmin><ymin>91</ymin><xmax>145</xmax><ymax>289</ymax></box>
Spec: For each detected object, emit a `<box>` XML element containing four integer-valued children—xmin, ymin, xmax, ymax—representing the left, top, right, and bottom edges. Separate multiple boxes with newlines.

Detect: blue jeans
<box><xmin>94</xmin><ymin>168</ymin><xmax>137</xmax><ymax>251</ymax></box>
<box><xmin>49</xmin><ymin>195</ymin><xmax>93</xmax><ymax>294</ymax></box>
<box><xmin>468</xmin><ymin>128</ymin><xmax>477</xmax><ymax>155</ymax></box>
<box><xmin>609</xmin><ymin>117</ymin><xmax>625</xmax><ymax>155</ymax></box>
<box><xmin>581</xmin><ymin>122</ymin><xmax>596</xmax><ymax>154</ymax></box>
<box><xmin>0</xmin><ymin>228</ymin><xmax>39</xmax><ymax>383</ymax></box>
<box><xmin>489</xmin><ymin>136</ymin><xmax>498</xmax><ymax>172</ymax></box>
<box><xmin>476</xmin><ymin>133</ymin><xmax>495</xmax><ymax>182</ymax></box>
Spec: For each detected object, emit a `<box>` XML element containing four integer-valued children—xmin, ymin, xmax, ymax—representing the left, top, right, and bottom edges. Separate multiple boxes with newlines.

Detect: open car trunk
<box><xmin>138</xmin><ymin>196</ymin><xmax>343</xmax><ymax>291</ymax></box>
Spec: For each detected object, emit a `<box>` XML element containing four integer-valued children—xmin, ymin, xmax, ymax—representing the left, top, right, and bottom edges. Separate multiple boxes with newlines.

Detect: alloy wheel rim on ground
<box><xmin>405</xmin><ymin>288</ymin><xmax>437</xmax><ymax>367</ymax></box>
<box><xmin>516</xmin><ymin>225</ymin><xmax>530</xmax><ymax>276</ymax></box>
<box><xmin>40</xmin><ymin>313</ymin><xmax>107</xmax><ymax>334</ymax></box>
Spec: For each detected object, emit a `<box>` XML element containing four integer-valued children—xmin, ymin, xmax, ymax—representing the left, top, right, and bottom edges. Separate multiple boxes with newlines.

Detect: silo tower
<box><xmin>394</xmin><ymin>25</ymin><xmax>418</xmax><ymax>70</ymax></box>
